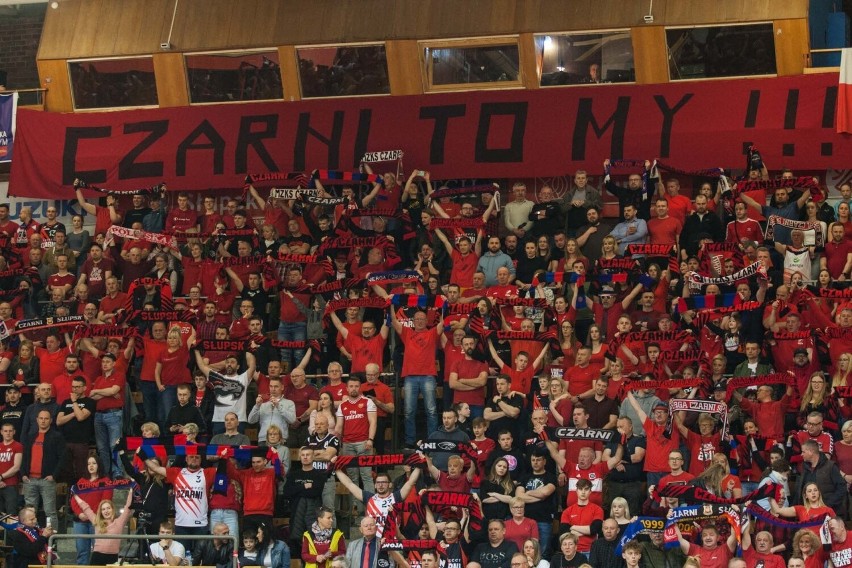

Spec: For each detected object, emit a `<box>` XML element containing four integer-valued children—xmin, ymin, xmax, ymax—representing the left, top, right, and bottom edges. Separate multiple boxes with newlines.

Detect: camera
<box><xmin>137</xmin><ymin>510</ymin><xmax>153</xmax><ymax>526</ymax></box>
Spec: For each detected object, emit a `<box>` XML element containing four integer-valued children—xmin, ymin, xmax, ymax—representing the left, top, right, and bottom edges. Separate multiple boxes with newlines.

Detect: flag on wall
<box><xmin>0</xmin><ymin>92</ymin><xmax>17</xmax><ymax>163</ymax></box>
<box><xmin>838</xmin><ymin>48</ymin><xmax>852</xmax><ymax>134</ymax></box>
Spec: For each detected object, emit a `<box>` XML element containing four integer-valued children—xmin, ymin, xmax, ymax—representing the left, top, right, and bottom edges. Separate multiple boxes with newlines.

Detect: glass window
<box><xmin>535</xmin><ymin>32</ymin><xmax>635</xmax><ymax>86</ymax></box>
<box><xmin>424</xmin><ymin>40</ymin><xmax>521</xmax><ymax>90</ymax></box>
<box><xmin>186</xmin><ymin>51</ymin><xmax>283</xmax><ymax>103</ymax></box>
<box><xmin>68</xmin><ymin>57</ymin><xmax>158</xmax><ymax>109</ymax></box>
<box><xmin>666</xmin><ymin>23</ymin><xmax>776</xmax><ymax>80</ymax></box>
<box><xmin>296</xmin><ymin>45</ymin><xmax>389</xmax><ymax>98</ymax></box>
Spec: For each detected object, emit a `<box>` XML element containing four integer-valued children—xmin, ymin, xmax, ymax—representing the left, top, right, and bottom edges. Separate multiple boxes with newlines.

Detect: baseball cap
<box><xmin>600</xmin><ymin>286</ymin><xmax>615</xmax><ymax>296</ymax></box>
<box><xmin>793</xmin><ymin>348</ymin><xmax>808</xmax><ymax>357</ymax></box>
<box><xmin>653</xmin><ymin>401</ymin><xmax>669</xmax><ymax>411</ymax></box>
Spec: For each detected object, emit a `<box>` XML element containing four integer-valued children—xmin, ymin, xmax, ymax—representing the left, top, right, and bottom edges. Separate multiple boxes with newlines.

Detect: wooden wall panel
<box><xmin>152</xmin><ymin>52</ymin><xmax>188</xmax><ymax>107</ymax></box>
<box><xmin>774</xmin><ymin>19</ymin><xmax>810</xmax><ymax>77</ymax></box>
<box><xmin>386</xmin><ymin>40</ymin><xmax>423</xmax><ymax>96</ymax></box>
<box><xmin>38</xmin><ymin>0</ymin><xmax>811</xmax><ymax>60</ymax></box>
<box><xmin>37</xmin><ymin>60</ymin><xmax>72</xmax><ymax>112</ymax></box>
<box><xmin>518</xmin><ymin>33</ymin><xmax>539</xmax><ymax>90</ymax></box>
<box><xmin>632</xmin><ymin>26</ymin><xmax>669</xmax><ymax>85</ymax></box>
<box><xmin>277</xmin><ymin>46</ymin><xmax>301</xmax><ymax>102</ymax></box>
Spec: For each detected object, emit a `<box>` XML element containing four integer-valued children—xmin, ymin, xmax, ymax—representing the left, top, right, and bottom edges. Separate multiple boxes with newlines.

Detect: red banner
<box><xmin>9</xmin><ymin>73</ymin><xmax>846</xmax><ymax>197</ymax></box>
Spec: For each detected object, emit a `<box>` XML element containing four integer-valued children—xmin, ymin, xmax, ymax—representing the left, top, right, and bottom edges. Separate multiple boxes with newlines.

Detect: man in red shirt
<box><xmin>319</xmin><ymin>362</ymin><xmax>346</xmax><ymax>408</ymax></box>
<box><xmin>565</xmin><ymin>347</ymin><xmax>602</xmax><ymax>402</ymax></box>
<box><xmin>391</xmin><ymin>307</ymin><xmax>442</xmax><ymax>448</ymax></box>
<box><xmin>647</xmin><ymin>198</ymin><xmax>682</xmax><ymax>249</ymax></box>
<box><xmin>78</xmin><ymin>243</ymin><xmax>114</xmax><ymax>300</ymax></box>
<box><xmin>90</xmin><ymin>353</ymin><xmax>126</xmax><ymax>479</ymax></box>
<box><xmin>75</xmin><ymin>183</ymin><xmax>122</xmax><ymax>236</ymax></box>
<box><xmin>823</xmin><ymin>222</ymin><xmax>852</xmax><ymax>279</ymax></box>
<box><xmin>561</xmin><ymin>445</ymin><xmax>622</xmax><ymax>507</ymax></box>
<box><xmin>742</xmin><ymin>530</ymin><xmax>785</xmax><ymax>568</ymax></box>
<box><xmin>331</xmin><ymin>312</ymin><xmax>389</xmax><ymax>375</ymax></box>
<box><xmin>361</xmin><ymin>363</ymin><xmax>394</xmax><ymax>457</ymax></box>
<box><xmin>276</xmin><ymin>266</ymin><xmax>312</xmax><ymax>371</ymax></box>
<box><xmin>164</xmin><ymin>192</ymin><xmax>197</xmax><ymax>233</ymax></box>
<box><xmin>335</xmin><ymin>376</ymin><xmax>377</xmax><ymax>514</ymax></box>
<box><xmin>673</xmin><ymin>522</ymin><xmax>736</xmax><ymax>568</ymax></box>
<box><xmin>284</xmin><ymin>366</ymin><xmax>319</xmax><ymax>449</ymax></box>
<box><xmin>449</xmin><ymin>336</ymin><xmax>489</xmax><ymax>418</ymax></box>
<box><xmin>0</xmin><ymin>422</ymin><xmax>23</xmax><ymax>514</ymax></box>
<box><xmin>626</xmin><ymin>391</ymin><xmax>680</xmax><ymax>487</ymax></box>
<box><xmin>225</xmin><ymin>450</ymin><xmax>278</xmax><ymax>532</ymax></box>
<box><xmin>559</xmin><ymin>479</ymin><xmax>603</xmax><ymax>555</ymax></box>
<box><xmin>656</xmin><ymin>178</ymin><xmax>693</xmax><ymax>225</ymax></box>
<box><xmin>725</xmin><ymin>201</ymin><xmax>763</xmax><ymax>246</ymax></box>
<box><xmin>97</xmin><ymin>276</ymin><xmax>128</xmax><ymax>323</ymax></box>
<box><xmin>733</xmin><ymin>382</ymin><xmax>792</xmax><ymax>440</ymax></box>
<box><xmin>829</xmin><ymin>516</ymin><xmax>852</xmax><ymax>568</ymax></box>
<box><xmin>656</xmin><ymin>450</ymin><xmax>695</xmax><ymax>491</ymax></box>
<box><xmin>46</xmin><ymin>253</ymin><xmax>75</xmax><ymax>299</ymax></box>
<box><xmin>52</xmin><ymin>352</ymin><xmax>84</xmax><ymax>407</ymax></box>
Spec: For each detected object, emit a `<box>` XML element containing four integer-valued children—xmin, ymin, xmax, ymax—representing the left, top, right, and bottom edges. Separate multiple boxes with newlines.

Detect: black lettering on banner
<box><xmin>62</xmin><ymin>126</ymin><xmax>111</xmax><ymax>185</ymax></box>
<box><xmin>352</xmin><ymin>109</ymin><xmax>372</xmax><ymax>168</ymax></box>
<box><xmin>744</xmin><ymin>90</ymin><xmax>760</xmax><ymax>128</ymax></box>
<box><xmin>654</xmin><ymin>94</ymin><xmax>693</xmax><ymax>158</ymax></box>
<box><xmin>293</xmin><ymin>111</ymin><xmax>344</xmax><ymax>171</ymax></box>
<box><xmin>419</xmin><ymin>104</ymin><xmax>466</xmax><ymax>164</ymax></box>
<box><xmin>571</xmin><ymin>96</ymin><xmax>630</xmax><ymax>161</ymax></box>
<box><xmin>235</xmin><ymin>114</ymin><xmax>280</xmax><ymax>174</ymax></box>
<box><xmin>176</xmin><ymin>120</ymin><xmax>226</xmax><ymax>176</ymax></box>
<box><xmin>823</xmin><ymin>86</ymin><xmax>838</xmax><ymax>128</ymax></box>
<box><xmin>784</xmin><ymin>89</ymin><xmax>799</xmax><ymax>130</ymax></box>
<box><xmin>474</xmin><ymin>102</ymin><xmax>527</xmax><ymax>163</ymax></box>
<box><xmin>118</xmin><ymin>120</ymin><xmax>168</xmax><ymax>180</ymax></box>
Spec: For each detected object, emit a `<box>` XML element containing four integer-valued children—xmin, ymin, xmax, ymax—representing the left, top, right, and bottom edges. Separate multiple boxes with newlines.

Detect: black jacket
<box><xmin>193</xmin><ymin>539</ymin><xmax>234</xmax><ymax>568</ymax></box>
<box><xmin>20</xmin><ymin>427</ymin><xmax>65</xmax><ymax>478</ymax></box>
<box><xmin>8</xmin><ymin>526</ymin><xmax>49</xmax><ymax>568</ymax></box>
<box><xmin>797</xmin><ymin>453</ymin><xmax>847</xmax><ymax>513</ymax></box>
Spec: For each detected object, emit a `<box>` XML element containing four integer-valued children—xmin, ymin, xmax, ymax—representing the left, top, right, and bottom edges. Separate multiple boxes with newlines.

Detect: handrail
<box><xmin>46</xmin><ymin>533</ymin><xmax>240</xmax><ymax>568</ymax></box>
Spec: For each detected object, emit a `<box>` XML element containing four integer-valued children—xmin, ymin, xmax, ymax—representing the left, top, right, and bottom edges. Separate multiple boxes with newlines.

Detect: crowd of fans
<box><xmin>0</xmin><ymin>158</ymin><xmax>852</xmax><ymax>568</ymax></box>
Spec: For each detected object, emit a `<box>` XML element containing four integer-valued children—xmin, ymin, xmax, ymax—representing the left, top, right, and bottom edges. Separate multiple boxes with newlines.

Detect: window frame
<box><xmin>533</xmin><ymin>28</ymin><xmax>636</xmax><ymax>88</ymax></box>
<box><xmin>419</xmin><ymin>36</ymin><xmax>524</xmax><ymax>93</ymax></box>
<box><xmin>183</xmin><ymin>48</ymin><xmax>285</xmax><ymax>105</ymax></box>
<box><xmin>67</xmin><ymin>55</ymin><xmax>159</xmax><ymax>111</ymax></box>
<box><xmin>294</xmin><ymin>41</ymin><xmax>391</xmax><ymax>100</ymax></box>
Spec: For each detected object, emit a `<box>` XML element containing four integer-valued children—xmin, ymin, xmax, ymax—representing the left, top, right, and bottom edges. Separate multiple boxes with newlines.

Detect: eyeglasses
<box><xmin>807</xmin><ymin>422</ymin><xmax>823</xmax><ymax>427</ymax></box>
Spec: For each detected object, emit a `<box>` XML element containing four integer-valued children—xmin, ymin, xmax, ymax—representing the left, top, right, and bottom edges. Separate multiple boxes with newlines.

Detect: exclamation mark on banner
<box><xmin>742</xmin><ymin>90</ymin><xmax>760</xmax><ymax>156</ymax></box>
<box><xmin>822</xmin><ymin>86</ymin><xmax>837</xmax><ymax>156</ymax></box>
<box><xmin>781</xmin><ymin>89</ymin><xmax>799</xmax><ymax>157</ymax></box>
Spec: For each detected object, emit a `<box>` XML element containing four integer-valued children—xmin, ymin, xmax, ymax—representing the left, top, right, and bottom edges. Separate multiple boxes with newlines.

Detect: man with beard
<box><xmin>194</xmin><ymin>351</ymin><xmax>256</xmax><ymax>434</ymax></box>
<box><xmin>449</xmin><ymin>335</ymin><xmax>489</xmax><ymax>418</ymax></box>
<box><xmin>335</xmin><ymin>467</ymin><xmax>421</xmax><ymax>540</ymax></box>
<box><xmin>603</xmin><ymin>159</ymin><xmax>652</xmax><ymax>220</ymax></box>
<box><xmin>575</xmin><ymin>207</ymin><xmax>612</xmax><ymax>264</ymax></box>
<box><xmin>305</xmin><ymin>413</ymin><xmax>339</xmax><ymax>511</ymax></box>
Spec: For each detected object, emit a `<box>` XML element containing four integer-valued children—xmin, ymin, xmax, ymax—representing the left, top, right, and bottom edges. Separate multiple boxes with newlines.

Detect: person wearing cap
<box><xmin>142</xmin><ymin>194</ymin><xmax>165</xmax><ymax>233</ymax></box>
<box><xmin>90</xmin><ymin>352</ymin><xmax>126</xmax><ymax>479</ymax></box>
<box><xmin>626</xmin><ymin>390</ymin><xmax>680</xmax><ymax>488</ymax></box>
<box><xmin>586</xmin><ymin>282</ymin><xmax>644</xmax><ymax>341</ymax></box>
<box><xmin>0</xmin><ymin>384</ymin><xmax>26</xmax><ymax>440</ymax></box>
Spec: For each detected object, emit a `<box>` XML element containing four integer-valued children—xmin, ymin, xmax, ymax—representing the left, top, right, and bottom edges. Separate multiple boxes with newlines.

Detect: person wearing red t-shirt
<box><xmin>823</xmin><ymin>222</ymin><xmax>852</xmax><ymax>279</ymax></box>
<box><xmin>426</xmin><ymin>453</ymin><xmax>474</xmax><ymax>493</ymax></box>
<box><xmin>90</xmin><ymin>353</ymin><xmax>126</xmax><ymax>479</ymax></box>
<box><xmin>331</xmin><ymin>312</ymin><xmax>389</xmax><ymax>375</ymax></box>
<box><xmin>656</xmin><ymin>450</ymin><xmax>695</xmax><ymax>491</ymax></box>
<box><xmin>673</xmin><ymin>522</ymin><xmax>736</xmax><ymax>568</ymax></box>
<box><xmin>828</xmin><ymin>517</ymin><xmax>852</xmax><ymax>568</ymax></box>
<box><xmin>78</xmin><ymin>244</ymin><xmax>115</xmax><ymax>300</ymax></box>
<box><xmin>626</xmin><ymin>391</ymin><xmax>680</xmax><ymax>487</ymax></box>
<box><xmin>164</xmin><ymin>192</ymin><xmax>197</xmax><ymax>233</ymax></box>
<box><xmin>0</xmin><ymin>422</ymin><xmax>23</xmax><ymax>514</ymax></box>
<box><xmin>276</xmin><ymin>266</ymin><xmax>312</xmax><ymax>371</ymax></box>
<box><xmin>449</xmin><ymin>336</ymin><xmax>489</xmax><ymax>418</ymax></box>
<box><xmin>154</xmin><ymin>327</ymin><xmax>195</xmax><ymax>427</ymax></box>
<box><xmin>561</xmin><ymin>445</ymin><xmax>622</xmax><ymax>507</ymax></box>
<box><xmin>225</xmin><ymin>451</ymin><xmax>278</xmax><ymax>531</ymax></box>
<box><xmin>556</xmin><ymin>406</ymin><xmax>603</xmax><ymax>465</ymax></box>
<box><xmin>75</xmin><ymin>183</ymin><xmax>122</xmax><ymax>237</ymax></box>
<box><xmin>733</xmin><ymin>382</ymin><xmax>793</xmax><ymax>441</ymax></box>
<box><xmin>770</xmin><ymin>481</ymin><xmax>837</xmax><ymax>536</ymax></box>
<box><xmin>435</xmin><ymin>230</ymin><xmax>482</xmax><ymax>289</ymax></box>
<box><xmin>284</xmin><ymin>366</ymin><xmax>319</xmax><ymax>448</ymax></box>
<box><xmin>647</xmin><ymin>198</ymin><xmax>682</xmax><ymax>249</ymax></box>
<box><xmin>487</xmin><ymin>340</ymin><xmax>547</xmax><ymax>397</ymax></box>
<box><xmin>391</xmin><ymin>307</ymin><xmax>442</xmax><ymax>447</ymax></box>
<box><xmin>558</xmin><ymin>479</ymin><xmax>604</xmax><ymax>555</ymax></box>
<box><xmin>361</xmin><ymin>363</ymin><xmax>394</xmax><ymax>457</ymax></box>
<box><xmin>742</xmin><ymin>529</ymin><xmax>786</xmax><ymax>568</ymax></box>
<box><xmin>674</xmin><ymin>412</ymin><xmax>721</xmax><ymax>476</ymax></box>
<box><xmin>319</xmin><ymin>362</ymin><xmax>346</xmax><ymax>409</ymax></box>
<box><xmin>725</xmin><ymin>201</ymin><xmax>764</xmax><ymax>245</ymax></box>
<box><xmin>335</xmin><ymin>377</ymin><xmax>377</xmax><ymax>511</ymax></box>
<box><xmin>656</xmin><ymin>178</ymin><xmax>693</xmax><ymax>225</ymax></box>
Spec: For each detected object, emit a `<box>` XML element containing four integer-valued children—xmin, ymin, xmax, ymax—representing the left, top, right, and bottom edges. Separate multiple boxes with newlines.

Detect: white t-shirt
<box><xmin>149</xmin><ymin>540</ymin><xmax>186</xmax><ymax>564</ymax></box>
<box><xmin>210</xmin><ymin>370</ymin><xmax>251</xmax><ymax>421</ymax></box>
<box><xmin>166</xmin><ymin>466</ymin><xmax>213</xmax><ymax>527</ymax></box>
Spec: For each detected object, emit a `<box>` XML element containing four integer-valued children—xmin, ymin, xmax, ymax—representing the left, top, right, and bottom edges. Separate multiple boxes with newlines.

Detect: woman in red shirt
<box><xmin>770</xmin><ymin>482</ymin><xmax>836</xmax><ymax>535</ymax></box>
<box><xmin>792</xmin><ymin>528</ymin><xmax>828</xmax><ymax>568</ymax></box>
<box><xmin>154</xmin><ymin>327</ymin><xmax>196</xmax><ymax>425</ymax></box>
<box><xmin>503</xmin><ymin>497</ymin><xmax>540</xmax><ymax>551</ymax></box>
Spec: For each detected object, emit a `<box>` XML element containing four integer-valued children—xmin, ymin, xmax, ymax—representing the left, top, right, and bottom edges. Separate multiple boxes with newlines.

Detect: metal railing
<box><xmin>46</xmin><ymin>533</ymin><xmax>240</xmax><ymax>568</ymax></box>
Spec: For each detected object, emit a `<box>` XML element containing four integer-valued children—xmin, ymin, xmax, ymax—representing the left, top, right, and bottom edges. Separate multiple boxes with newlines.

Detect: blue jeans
<box><xmin>175</xmin><ymin>524</ymin><xmax>208</xmax><ymax>554</ymax></box>
<box><xmin>741</xmin><ymin>481</ymin><xmax>759</xmax><ymax>495</ymax></box>
<box><xmin>277</xmin><ymin>321</ymin><xmax>306</xmax><ymax>369</ymax></box>
<box><xmin>95</xmin><ymin>410</ymin><xmax>124</xmax><ymax>478</ymax></box>
<box><xmin>73</xmin><ymin>521</ymin><xmax>95</xmax><ymax>565</ymax></box>
<box><xmin>469</xmin><ymin>405</ymin><xmax>484</xmax><ymax>419</ymax></box>
<box><xmin>646</xmin><ymin>471</ymin><xmax>666</xmax><ymax>489</ymax></box>
<box><xmin>537</xmin><ymin>520</ymin><xmax>553</xmax><ymax>556</ymax></box>
<box><xmin>139</xmin><ymin>380</ymin><xmax>161</xmax><ymax>429</ymax></box>
<box><xmin>403</xmin><ymin>375</ymin><xmax>438</xmax><ymax>445</ymax></box>
<box><xmin>158</xmin><ymin>386</ymin><xmax>178</xmax><ymax>429</ymax></box>
<box><xmin>209</xmin><ymin>509</ymin><xmax>239</xmax><ymax>541</ymax></box>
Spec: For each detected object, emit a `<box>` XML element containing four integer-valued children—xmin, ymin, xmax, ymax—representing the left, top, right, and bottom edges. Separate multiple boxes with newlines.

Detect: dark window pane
<box><xmin>69</xmin><ymin>58</ymin><xmax>158</xmax><ymax>109</ymax></box>
<box><xmin>428</xmin><ymin>44</ymin><xmax>519</xmax><ymax>86</ymax></box>
<box><xmin>666</xmin><ymin>24</ymin><xmax>776</xmax><ymax>80</ymax></box>
<box><xmin>297</xmin><ymin>45</ymin><xmax>389</xmax><ymax>98</ymax></box>
<box><xmin>536</xmin><ymin>32</ymin><xmax>635</xmax><ymax>86</ymax></box>
<box><xmin>186</xmin><ymin>51</ymin><xmax>283</xmax><ymax>103</ymax></box>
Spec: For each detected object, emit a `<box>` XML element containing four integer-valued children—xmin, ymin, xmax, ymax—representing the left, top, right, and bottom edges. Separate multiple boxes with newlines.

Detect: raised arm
<box><xmin>334</xmin><ymin>468</ymin><xmax>365</xmax><ymax>502</ymax></box>
<box><xmin>75</xmin><ymin>183</ymin><xmax>97</xmax><ymax>216</ymax></box>
<box><xmin>434</xmin><ymin>228</ymin><xmax>454</xmax><ymax>256</ymax></box>
<box><xmin>625</xmin><ymin>390</ymin><xmax>649</xmax><ymax>424</ymax></box>
<box><xmin>248</xmin><ymin>184</ymin><xmax>267</xmax><ymax>211</ymax></box>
